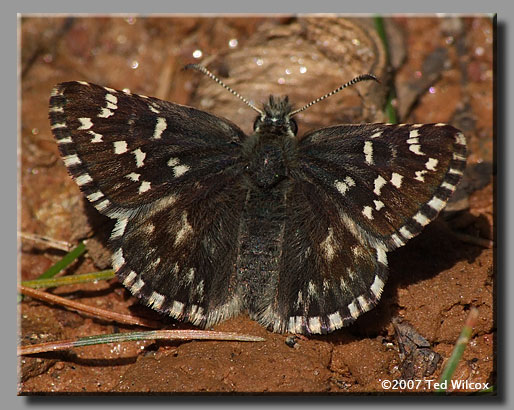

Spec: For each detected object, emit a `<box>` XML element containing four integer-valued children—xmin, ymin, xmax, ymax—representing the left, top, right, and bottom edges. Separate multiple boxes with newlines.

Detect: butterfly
<box><xmin>49</xmin><ymin>64</ymin><xmax>466</xmax><ymax>334</ymax></box>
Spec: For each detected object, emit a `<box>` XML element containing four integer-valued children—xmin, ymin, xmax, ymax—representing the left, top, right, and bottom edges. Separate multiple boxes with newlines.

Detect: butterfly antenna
<box><xmin>185</xmin><ymin>64</ymin><xmax>264</xmax><ymax>116</ymax></box>
<box><xmin>289</xmin><ymin>74</ymin><xmax>380</xmax><ymax>117</ymax></box>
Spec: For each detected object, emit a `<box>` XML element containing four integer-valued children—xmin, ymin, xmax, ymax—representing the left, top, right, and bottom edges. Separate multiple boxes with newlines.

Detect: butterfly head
<box><xmin>253</xmin><ymin>95</ymin><xmax>298</xmax><ymax>137</ymax></box>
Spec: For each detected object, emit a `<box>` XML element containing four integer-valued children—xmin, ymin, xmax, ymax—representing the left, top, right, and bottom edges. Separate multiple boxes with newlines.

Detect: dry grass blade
<box><xmin>18</xmin><ymin>330</ymin><xmax>266</xmax><ymax>355</ymax></box>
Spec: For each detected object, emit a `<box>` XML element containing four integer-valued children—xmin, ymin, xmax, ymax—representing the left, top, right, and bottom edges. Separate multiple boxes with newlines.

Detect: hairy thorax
<box><xmin>242</xmin><ymin>133</ymin><xmax>297</xmax><ymax>190</ymax></box>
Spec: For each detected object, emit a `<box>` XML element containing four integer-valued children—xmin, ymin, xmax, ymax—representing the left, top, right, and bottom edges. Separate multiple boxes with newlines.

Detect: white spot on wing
<box><xmin>390</xmin><ymin>172</ymin><xmax>403</xmax><ymax>188</ymax></box>
<box><xmin>376</xmin><ymin>246</ymin><xmax>387</xmax><ymax>266</ymax></box>
<box><xmin>409</xmin><ymin>144</ymin><xmax>425</xmax><ymax>156</ymax></box>
<box><xmin>413</xmin><ymin>211</ymin><xmax>431</xmax><ymax>226</ymax></box>
<box><xmin>400</xmin><ymin>226</ymin><xmax>414</xmax><ymax>240</ymax></box>
<box><xmin>370</xmin><ymin>275</ymin><xmax>385</xmax><ymax>299</ymax></box>
<box><xmin>357</xmin><ymin>295</ymin><xmax>371</xmax><ymax>312</ymax></box>
<box><xmin>409</xmin><ymin>129</ymin><xmax>420</xmax><ymax>139</ymax></box>
<box><xmin>57</xmin><ymin>137</ymin><xmax>73</xmax><ymax>144</ymax></box>
<box><xmin>105</xmin><ymin>93</ymin><xmax>118</xmax><ymax>105</ymax></box>
<box><xmin>139</xmin><ymin>181</ymin><xmax>151</xmax><ymax>194</ymax></box>
<box><xmin>131</xmin><ymin>278</ymin><xmax>145</xmax><ymax>294</ymax></box>
<box><xmin>170</xmin><ymin>300</ymin><xmax>184</xmax><ymax>317</ymax></box>
<box><xmin>328</xmin><ymin>311</ymin><xmax>343</xmax><ymax>330</ymax></box>
<box><xmin>89</xmin><ymin>130</ymin><xmax>103</xmax><ymax>143</ymax></box>
<box><xmin>391</xmin><ymin>233</ymin><xmax>405</xmax><ymax>247</ymax></box>
<box><xmin>51</xmin><ymin>87</ymin><xmax>64</xmax><ymax>96</ymax></box>
<box><xmin>174</xmin><ymin>164</ymin><xmax>190</xmax><ymax>177</ymax></box>
<box><xmin>295</xmin><ymin>290</ymin><xmax>303</xmax><ymax>309</ymax></box>
<box><xmin>185</xmin><ymin>267</ymin><xmax>195</xmax><ymax>285</ymax></box>
<box><xmin>111</xmin><ymin>217</ymin><xmax>128</xmax><ymax>239</ymax></box>
<box><xmin>364</xmin><ymin>141</ymin><xmax>374</xmax><ymax>165</ymax></box>
<box><xmin>125</xmin><ymin>172</ymin><xmax>140</xmax><ymax>181</ymax></box>
<box><xmin>362</xmin><ymin>206</ymin><xmax>374</xmax><ymax>220</ymax></box>
<box><xmin>455</xmin><ymin>132</ymin><xmax>466</xmax><ymax>145</ymax></box>
<box><xmin>63</xmin><ymin>154</ymin><xmax>81</xmax><ymax>166</ymax></box>
<box><xmin>95</xmin><ymin>199</ymin><xmax>110</xmax><ymax>212</ymax></box>
<box><xmin>374</xmin><ymin>200</ymin><xmax>385</xmax><ymax>211</ymax></box>
<box><xmin>373</xmin><ymin>175</ymin><xmax>387</xmax><ymax>196</ymax></box>
<box><xmin>122</xmin><ymin>271</ymin><xmax>137</xmax><ymax>287</ymax></box>
<box><xmin>133</xmin><ymin>148</ymin><xmax>146</xmax><ymax>168</ymax></box>
<box><xmin>321</xmin><ymin>228</ymin><xmax>336</xmax><ymax>262</ymax></box>
<box><xmin>153</xmin><ymin>117</ymin><xmax>167</xmax><ymax>139</ymax></box>
<box><xmin>308</xmin><ymin>317</ymin><xmax>322</xmax><ymax>334</ymax></box>
<box><xmin>441</xmin><ymin>181</ymin><xmax>456</xmax><ymax>192</ymax></box>
<box><xmin>86</xmin><ymin>191</ymin><xmax>104</xmax><ymax>202</ymax></box>
<box><xmin>334</xmin><ymin>176</ymin><xmax>355</xmax><ymax>195</ymax></box>
<box><xmin>98</xmin><ymin>108</ymin><xmax>114</xmax><ymax>118</ymax></box>
<box><xmin>167</xmin><ymin>157</ymin><xmax>180</xmax><ymax>167</ymax></box>
<box><xmin>51</xmin><ymin>122</ymin><xmax>66</xmax><ymax>130</ymax></box>
<box><xmin>112</xmin><ymin>248</ymin><xmax>125</xmax><ymax>270</ymax></box>
<box><xmin>114</xmin><ymin>141</ymin><xmax>128</xmax><ymax>154</ymax></box>
<box><xmin>75</xmin><ymin>173</ymin><xmax>93</xmax><ymax>186</ymax></box>
<box><xmin>425</xmin><ymin>157</ymin><xmax>439</xmax><ymax>171</ymax></box>
<box><xmin>307</xmin><ymin>281</ymin><xmax>318</xmax><ymax>298</ymax></box>
<box><xmin>427</xmin><ymin>196</ymin><xmax>446</xmax><ymax>212</ymax></box>
<box><xmin>369</xmin><ymin>131</ymin><xmax>382</xmax><ymax>139</ymax></box>
<box><xmin>348</xmin><ymin>301</ymin><xmax>359</xmax><ymax>319</ymax></box>
<box><xmin>78</xmin><ymin>118</ymin><xmax>93</xmax><ymax>130</ymax></box>
<box><xmin>449</xmin><ymin>168</ymin><xmax>463</xmax><ymax>176</ymax></box>
<box><xmin>453</xmin><ymin>152</ymin><xmax>467</xmax><ymax>161</ymax></box>
<box><xmin>148</xmin><ymin>291</ymin><xmax>165</xmax><ymax>309</ymax></box>
<box><xmin>415</xmin><ymin>170</ymin><xmax>427</xmax><ymax>182</ymax></box>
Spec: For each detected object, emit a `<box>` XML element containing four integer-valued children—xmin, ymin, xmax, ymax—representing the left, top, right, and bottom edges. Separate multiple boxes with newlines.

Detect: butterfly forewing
<box><xmin>49</xmin><ymin>82</ymin><xmax>245</xmax><ymax>218</ymax></box>
<box><xmin>298</xmin><ymin>123</ymin><xmax>467</xmax><ymax>251</ymax></box>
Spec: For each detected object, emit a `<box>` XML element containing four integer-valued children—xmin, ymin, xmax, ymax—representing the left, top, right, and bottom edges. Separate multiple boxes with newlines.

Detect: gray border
<box><xmin>7</xmin><ymin>0</ymin><xmax>510</xmax><ymax>408</ymax></box>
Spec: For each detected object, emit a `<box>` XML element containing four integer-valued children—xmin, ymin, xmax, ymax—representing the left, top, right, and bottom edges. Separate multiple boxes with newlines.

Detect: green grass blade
<box><xmin>436</xmin><ymin>308</ymin><xmax>479</xmax><ymax>394</ymax></box>
<box><xmin>38</xmin><ymin>242</ymin><xmax>87</xmax><ymax>279</ymax></box>
<box><xmin>373</xmin><ymin>15</ymin><xmax>398</xmax><ymax>124</ymax></box>
<box><xmin>21</xmin><ymin>270</ymin><xmax>115</xmax><ymax>289</ymax></box>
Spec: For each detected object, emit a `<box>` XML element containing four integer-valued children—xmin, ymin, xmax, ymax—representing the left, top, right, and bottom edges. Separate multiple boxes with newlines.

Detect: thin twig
<box><xmin>452</xmin><ymin>232</ymin><xmax>493</xmax><ymax>249</ymax></box>
<box><xmin>19</xmin><ymin>232</ymin><xmax>73</xmax><ymax>252</ymax></box>
<box><xmin>18</xmin><ymin>285</ymin><xmax>161</xmax><ymax>328</ymax></box>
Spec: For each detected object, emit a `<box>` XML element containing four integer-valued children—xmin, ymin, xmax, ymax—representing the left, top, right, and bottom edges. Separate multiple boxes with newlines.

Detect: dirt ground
<box><xmin>18</xmin><ymin>15</ymin><xmax>494</xmax><ymax>394</ymax></box>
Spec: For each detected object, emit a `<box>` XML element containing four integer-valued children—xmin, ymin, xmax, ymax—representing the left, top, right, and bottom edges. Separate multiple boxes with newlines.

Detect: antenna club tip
<box><xmin>363</xmin><ymin>73</ymin><xmax>380</xmax><ymax>84</ymax></box>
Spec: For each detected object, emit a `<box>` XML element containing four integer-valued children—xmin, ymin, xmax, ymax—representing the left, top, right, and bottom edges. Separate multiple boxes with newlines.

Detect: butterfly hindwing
<box><xmin>112</xmin><ymin>171</ymin><xmax>248</xmax><ymax>327</ymax></box>
<box><xmin>252</xmin><ymin>178</ymin><xmax>388</xmax><ymax>334</ymax></box>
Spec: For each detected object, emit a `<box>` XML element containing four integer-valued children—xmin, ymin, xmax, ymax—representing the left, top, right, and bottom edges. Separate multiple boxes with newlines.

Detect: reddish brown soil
<box><xmin>19</xmin><ymin>15</ymin><xmax>494</xmax><ymax>394</ymax></box>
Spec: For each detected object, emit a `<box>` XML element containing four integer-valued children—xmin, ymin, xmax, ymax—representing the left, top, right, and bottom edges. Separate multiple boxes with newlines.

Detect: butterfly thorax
<box><xmin>241</xmin><ymin>96</ymin><xmax>298</xmax><ymax>190</ymax></box>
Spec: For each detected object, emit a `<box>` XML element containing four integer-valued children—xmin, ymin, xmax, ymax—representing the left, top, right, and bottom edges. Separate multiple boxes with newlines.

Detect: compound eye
<box><xmin>289</xmin><ymin>118</ymin><xmax>298</xmax><ymax>135</ymax></box>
